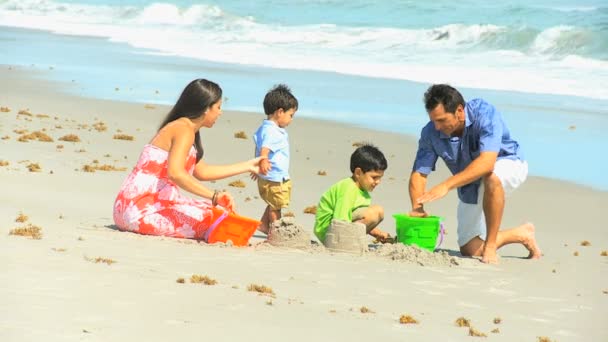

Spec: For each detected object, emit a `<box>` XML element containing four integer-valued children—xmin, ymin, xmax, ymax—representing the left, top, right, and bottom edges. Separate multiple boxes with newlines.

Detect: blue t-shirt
<box><xmin>253</xmin><ymin>120</ymin><xmax>290</xmax><ymax>182</ymax></box>
<box><xmin>412</xmin><ymin>99</ymin><xmax>523</xmax><ymax>204</ymax></box>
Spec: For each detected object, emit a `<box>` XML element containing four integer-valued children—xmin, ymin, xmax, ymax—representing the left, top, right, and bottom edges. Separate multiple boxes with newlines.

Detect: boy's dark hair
<box><xmin>350</xmin><ymin>144</ymin><xmax>388</xmax><ymax>173</ymax></box>
<box><xmin>423</xmin><ymin>84</ymin><xmax>465</xmax><ymax>114</ymax></box>
<box><xmin>263</xmin><ymin>84</ymin><xmax>298</xmax><ymax>115</ymax></box>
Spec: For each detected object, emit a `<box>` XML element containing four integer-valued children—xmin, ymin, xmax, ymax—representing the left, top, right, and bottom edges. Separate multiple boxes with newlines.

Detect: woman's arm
<box><xmin>193</xmin><ymin>157</ymin><xmax>265</xmax><ymax>181</ymax></box>
<box><xmin>165</xmin><ymin>124</ymin><xmax>215</xmax><ymax>200</ymax></box>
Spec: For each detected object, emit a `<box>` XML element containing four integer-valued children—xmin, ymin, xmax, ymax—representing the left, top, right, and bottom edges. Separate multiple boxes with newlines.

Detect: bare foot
<box><xmin>521</xmin><ymin>223</ymin><xmax>542</xmax><ymax>259</ymax></box>
<box><xmin>481</xmin><ymin>248</ymin><xmax>499</xmax><ymax>264</ymax></box>
<box><xmin>257</xmin><ymin>224</ymin><xmax>269</xmax><ymax>235</ymax></box>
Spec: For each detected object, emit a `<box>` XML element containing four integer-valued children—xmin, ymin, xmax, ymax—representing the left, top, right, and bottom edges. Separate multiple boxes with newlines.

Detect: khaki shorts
<box><xmin>352</xmin><ymin>207</ymin><xmax>369</xmax><ymax>221</ymax></box>
<box><xmin>257</xmin><ymin>178</ymin><xmax>291</xmax><ymax>210</ymax></box>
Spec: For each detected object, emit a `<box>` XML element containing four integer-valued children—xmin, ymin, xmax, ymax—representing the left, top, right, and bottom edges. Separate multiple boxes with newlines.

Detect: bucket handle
<box><xmin>435</xmin><ymin>222</ymin><xmax>445</xmax><ymax>250</ymax></box>
<box><xmin>203</xmin><ymin>207</ymin><xmax>229</xmax><ymax>242</ymax></box>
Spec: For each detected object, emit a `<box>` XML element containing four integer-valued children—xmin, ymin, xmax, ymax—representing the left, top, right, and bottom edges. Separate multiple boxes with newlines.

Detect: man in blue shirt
<box><xmin>408</xmin><ymin>84</ymin><xmax>541</xmax><ymax>264</ymax></box>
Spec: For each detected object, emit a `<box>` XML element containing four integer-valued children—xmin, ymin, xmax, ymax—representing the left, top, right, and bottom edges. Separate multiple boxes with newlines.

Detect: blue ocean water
<box><xmin>0</xmin><ymin>0</ymin><xmax>607</xmax><ymax>190</ymax></box>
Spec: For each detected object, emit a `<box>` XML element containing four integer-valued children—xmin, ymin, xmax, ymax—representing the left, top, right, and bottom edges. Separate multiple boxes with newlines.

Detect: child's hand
<box><xmin>249</xmin><ymin>172</ymin><xmax>259</xmax><ymax>181</ymax></box>
<box><xmin>374</xmin><ymin>233</ymin><xmax>396</xmax><ymax>244</ymax></box>
<box><xmin>250</xmin><ymin>156</ymin><xmax>270</xmax><ymax>175</ymax></box>
<box><xmin>370</xmin><ymin>228</ymin><xmax>394</xmax><ymax>244</ymax></box>
<box><xmin>381</xmin><ymin>234</ymin><xmax>396</xmax><ymax>244</ymax></box>
<box><xmin>259</xmin><ymin>157</ymin><xmax>271</xmax><ymax>175</ymax></box>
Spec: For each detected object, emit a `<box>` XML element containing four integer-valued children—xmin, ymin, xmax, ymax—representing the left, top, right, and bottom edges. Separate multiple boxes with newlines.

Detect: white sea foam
<box><xmin>1</xmin><ymin>0</ymin><xmax>606</xmax><ymax>99</ymax></box>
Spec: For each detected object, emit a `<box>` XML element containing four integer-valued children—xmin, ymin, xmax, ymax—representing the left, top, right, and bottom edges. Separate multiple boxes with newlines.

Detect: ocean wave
<box><xmin>1</xmin><ymin>0</ymin><xmax>607</xmax><ymax>99</ymax></box>
<box><xmin>2</xmin><ymin>0</ymin><xmax>604</xmax><ymax>58</ymax></box>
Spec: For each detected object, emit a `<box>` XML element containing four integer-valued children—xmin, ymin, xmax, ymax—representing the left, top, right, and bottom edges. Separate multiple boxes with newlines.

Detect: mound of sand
<box><xmin>371</xmin><ymin>243</ymin><xmax>460</xmax><ymax>267</ymax></box>
<box><xmin>267</xmin><ymin>217</ymin><xmax>312</xmax><ymax>250</ymax></box>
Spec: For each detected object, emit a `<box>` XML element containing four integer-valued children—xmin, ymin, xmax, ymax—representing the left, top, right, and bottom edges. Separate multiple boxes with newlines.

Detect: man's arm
<box><xmin>443</xmin><ymin>151</ymin><xmax>497</xmax><ymax>191</ymax></box>
<box><xmin>408</xmin><ymin>171</ymin><xmax>429</xmax><ymax>217</ymax></box>
<box><xmin>417</xmin><ymin>151</ymin><xmax>498</xmax><ymax>205</ymax></box>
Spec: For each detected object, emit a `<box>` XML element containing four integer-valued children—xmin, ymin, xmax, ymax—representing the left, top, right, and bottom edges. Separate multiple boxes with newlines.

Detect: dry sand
<box><xmin>1</xmin><ymin>65</ymin><xmax>607</xmax><ymax>341</ymax></box>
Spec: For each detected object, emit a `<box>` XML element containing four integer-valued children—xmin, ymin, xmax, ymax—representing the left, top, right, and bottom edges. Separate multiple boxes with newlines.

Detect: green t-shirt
<box><xmin>314</xmin><ymin>177</ymin><xmax>371</xmax><ymax>242</ymax></box>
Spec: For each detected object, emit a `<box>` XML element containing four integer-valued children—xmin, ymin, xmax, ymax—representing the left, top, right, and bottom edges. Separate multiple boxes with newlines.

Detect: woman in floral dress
<box><xmin>113</xmin><ymin>79</ymin><xmax>265</xmax><ymax>240</ymax></box>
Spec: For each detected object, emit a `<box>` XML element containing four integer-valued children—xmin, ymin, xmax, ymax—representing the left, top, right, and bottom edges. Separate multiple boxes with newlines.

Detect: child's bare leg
<box><xmin>258</xmin><ymin>206</ymin><xmax>271</xmax><ymax>234</ymax></box>
<box><xmin>353</xmin><ymin>205</ymin><xmax>388</xmax><ymax>240</ymax></box>
<box><xmin>268</xmin><ymin>207</ymin><xmax>282</xmax><ymax>224</ymax></box>
<box><xmin>259</xmin><ymin>207</ymin><xmax>281</xmax><ymax>235</ymax></box>
<box><xmin>460</xmin><ymin>222</ymin><xmax>542</xmax><ymax>259</ymax></box>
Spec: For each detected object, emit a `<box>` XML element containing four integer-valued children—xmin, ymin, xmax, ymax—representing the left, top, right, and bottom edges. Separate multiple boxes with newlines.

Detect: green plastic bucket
<box><xmin>393</xmin><ymin>214</ymin><xmax>444</xmax><ymax>252</ymax></box>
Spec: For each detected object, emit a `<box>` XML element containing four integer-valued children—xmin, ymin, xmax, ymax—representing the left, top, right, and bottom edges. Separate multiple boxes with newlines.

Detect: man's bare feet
<box><xmin>521</xmin><ymin>222</ymin><xmax>542</xmax><ymax>259</ymax></box>
<box><xmin>481</xmin><ymin>247</ymin><xmax>499</xmax><ymax>264</ymax></box>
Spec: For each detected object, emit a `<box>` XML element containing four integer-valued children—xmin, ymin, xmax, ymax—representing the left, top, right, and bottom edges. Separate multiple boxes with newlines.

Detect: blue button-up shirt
<box><xmin>253</xmin><ymin>120</ymin><xmax>290</xmax><ymax>182</ymax></box>
<box><xmin>412</xmin><ymin>99</ymin><xmax>523</xmax><ymax>204</ymax></box>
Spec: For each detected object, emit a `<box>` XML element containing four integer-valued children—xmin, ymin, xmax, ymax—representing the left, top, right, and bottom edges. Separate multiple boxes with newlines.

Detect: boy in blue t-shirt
<box><xmin>252</xmin><ymin>84</ymin><xmax>298</xmax><ymax>234</ymax></box>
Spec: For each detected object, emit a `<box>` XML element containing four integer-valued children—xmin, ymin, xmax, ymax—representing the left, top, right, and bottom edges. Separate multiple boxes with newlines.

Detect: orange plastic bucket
<box><xmin>205</xmin><ymin>207</ymin><xmax>261</xmax><ymax>246</ymax></box>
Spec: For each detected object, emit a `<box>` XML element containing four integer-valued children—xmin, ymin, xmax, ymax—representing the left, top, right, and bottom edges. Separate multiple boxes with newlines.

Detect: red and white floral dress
<box><xmin>113</xmin><ymin>144</ymin><xmax>214</xmax><ymax>239</ymax></box>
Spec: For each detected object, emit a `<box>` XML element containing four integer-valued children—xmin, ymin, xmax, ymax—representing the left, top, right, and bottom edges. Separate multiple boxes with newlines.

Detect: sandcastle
<box><xmin>323</xmin><ymin>219</ymin><xmax>367</xmax><ymax>255</ymax></box>
<box><xmin>267</xmin><ymin>217</ymin><xmax>310</xmax><ymax>249</ymax></box>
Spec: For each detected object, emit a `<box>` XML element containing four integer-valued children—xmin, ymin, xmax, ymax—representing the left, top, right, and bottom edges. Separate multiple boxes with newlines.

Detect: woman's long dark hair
<box><xmin>159</xmin><ymin>79</ymin><xmax>222</xmax><ymax>162</ymax></box>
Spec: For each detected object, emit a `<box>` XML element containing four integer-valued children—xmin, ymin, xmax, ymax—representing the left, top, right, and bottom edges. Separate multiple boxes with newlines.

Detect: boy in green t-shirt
<box><xmin>314</xmin><ymin>144</ymin><xmax>392</xmax><ymax>243</ymax></box>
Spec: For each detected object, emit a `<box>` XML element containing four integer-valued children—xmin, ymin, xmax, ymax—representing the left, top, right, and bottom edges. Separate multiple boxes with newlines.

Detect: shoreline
<box><xmin>2</xmin><ymin>62</ymin><xmax>606</xmax><ymax>192</ymax></box>
<box><xmin>1</xmin><ymin>19</ymin><xmax>607</xmax><ymax>100</ymax></box>
<box><xmin>2</xmin><ymin>65</ymin><xmax>607</xmax><ymax>341</ymax></box>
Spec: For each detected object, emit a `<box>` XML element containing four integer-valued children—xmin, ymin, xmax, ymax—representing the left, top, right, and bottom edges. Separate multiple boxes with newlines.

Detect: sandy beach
<box><xmin>1</xmin><ymin>66</ymin><xmax>607</xmax><ymax>341</ymax></box>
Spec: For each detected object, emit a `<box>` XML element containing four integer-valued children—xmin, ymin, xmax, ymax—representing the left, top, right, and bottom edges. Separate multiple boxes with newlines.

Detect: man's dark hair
<box><xmin>423</xmin><ymin>84</ymin><xmax>465</xmax><ymax>114</ymax></box>
<box><xmin>350</xmin><ymin>144</ymin><xmax>388</xmax><ymax>173</ymax></box>
<box><xmin>263</xmin><ymin>84</ymin><xmax>299</xmax><ymax>115</ymax></box>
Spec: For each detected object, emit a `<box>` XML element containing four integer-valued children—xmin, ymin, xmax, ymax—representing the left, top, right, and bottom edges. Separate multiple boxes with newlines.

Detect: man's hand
<box><xmin>416</xmin><ymin>183</ymin><xmax>449</xmax><ymax>205</ymax></box>
<box><xmin>408</xmin><ymin>207</ymin><xmax>429</xmax><ymax>217</ymax></box>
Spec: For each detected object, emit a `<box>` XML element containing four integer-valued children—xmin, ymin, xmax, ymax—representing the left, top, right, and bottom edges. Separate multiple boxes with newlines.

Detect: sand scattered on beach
<box><xmin>234</xmin><ymin>131</ymin><xmax>247</xmax><ymax>139</ymax></box>
<box><xmin>58</xmin><ymin>134</ymin><xmax>80</xmax><ymax>142</ymax></box>
<box><xmin>371</xmin><ymin>243</ymin><xmax>459</xmax><ymax>267</ymax></box>
<box><xmin>399</xmin><ymin>314</ymin><xmax>419</xmax><ymax>324</ymax></box>
<box><xmin>9</xmin><ymin>224</ymin><xmax>42</xmax><ymax>239</ymax></box>
<box><xmin>113</xmin><ymin>134</ymin><xmax>134</xmax><ymax>141</ymax></box>
<box><xmin>228</xmin><ymin>179</ymin><xmax>246</xmax><ymax>188</ymax></box>
<box><xmin>455</xmin><ymin>317</ymin><xmax>471</xmax><ymax>327</ymax></box>
<box><xmin>247</xmin><ymin>284</ymin><xmax>275</xmax><ymax>297</ymax></box>
<box><xmin>190</xmin><ymin>275</ymin><xmax>217</xmax><ymax>285</ymax></box>
<box><xmin>85</xmin><ymin>256</ymin><xmax>116</xmax><ymax>265</ymax></box>
<box><xmin>303</xmin><ymin>205</ymin><xmax>317</xmax><ymax>214</ymax></box>
<box><xmin>468</xmin><ymin>326</ymin><xmax>487</xmax><ymax>337</ymax></box>
<box><xmin>15</xmin><ymin>212</ymin><xmax>28</xmax><ymax>223</ymax></box>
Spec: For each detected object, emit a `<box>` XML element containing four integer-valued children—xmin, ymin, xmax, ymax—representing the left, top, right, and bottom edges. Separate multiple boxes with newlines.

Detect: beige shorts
<box><xmin>257</xmin><ymin>178</ymin><xmax>291</xmax><ymax>210</ymax></box>
<box><xmin>457</xmin><ymin>159</ymin><xmax>528</xmax><ymax>246</ymax></box>
<box><xmin>352</xmin><ymin>207</ymin><xmax>369</xmax><ymax>221</ymax></box>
